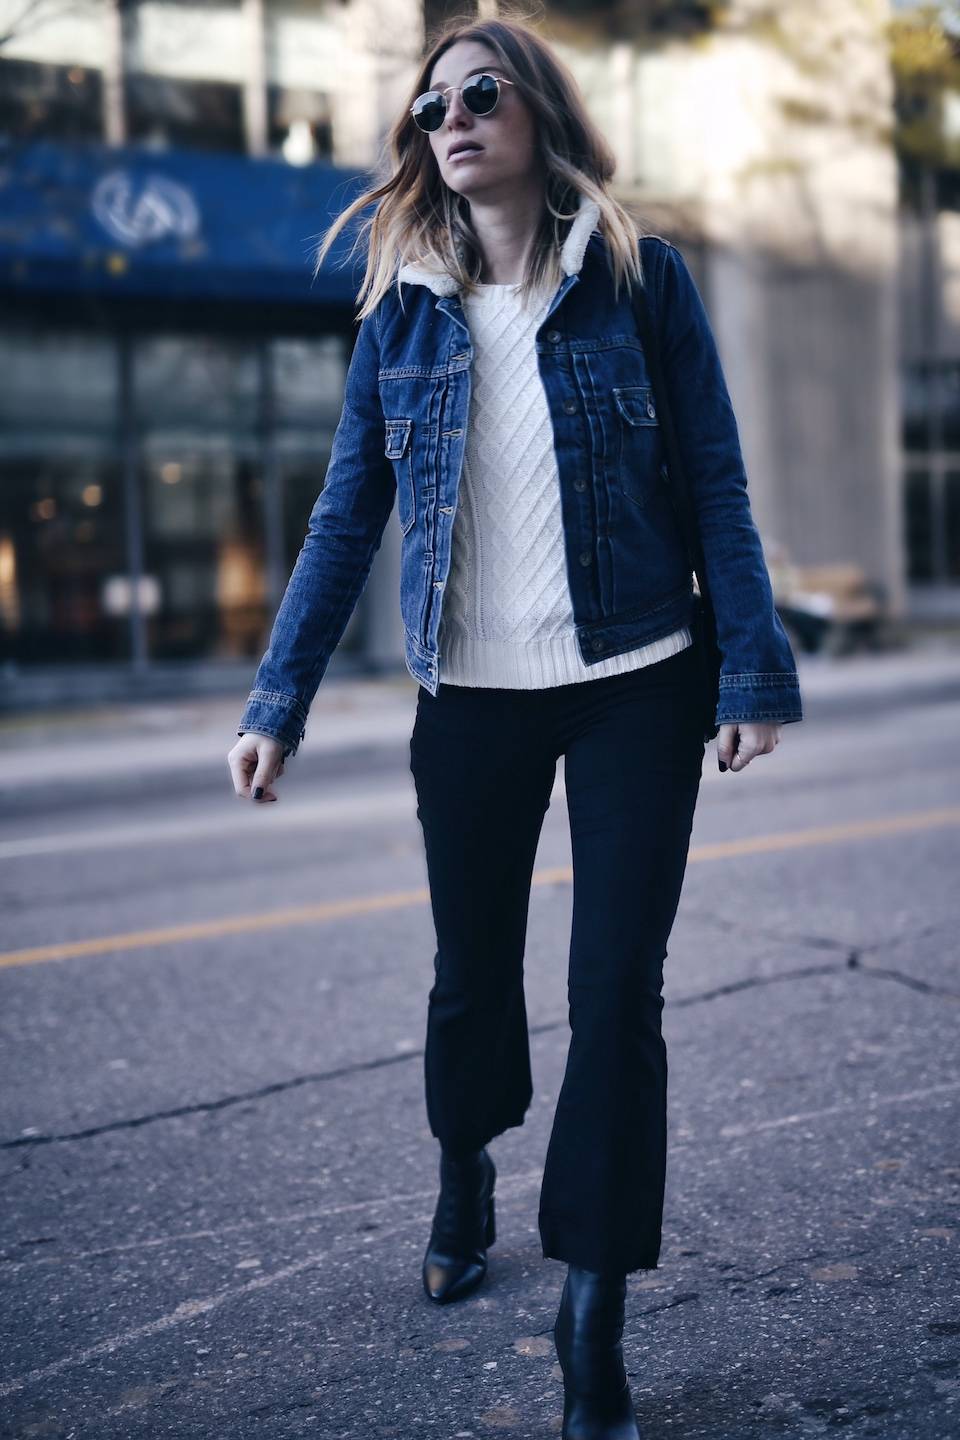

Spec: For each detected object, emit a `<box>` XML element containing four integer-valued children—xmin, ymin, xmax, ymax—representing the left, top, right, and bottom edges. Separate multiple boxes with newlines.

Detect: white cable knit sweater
<box><xmin>437</xmin><ymin>277</ymin><xmax>692</xmax><ymax>689</ymax></box>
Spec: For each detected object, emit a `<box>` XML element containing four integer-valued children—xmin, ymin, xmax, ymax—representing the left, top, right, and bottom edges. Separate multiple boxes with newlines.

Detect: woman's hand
<box><xmin>228</xmin><ymin>733</ymin><xmax>287</xmax><ymax>802</ymax></box>
<box><xmin>716</xmin><ymin>721</ymin><xmax>782</xmax><ymax>773</ymax></box>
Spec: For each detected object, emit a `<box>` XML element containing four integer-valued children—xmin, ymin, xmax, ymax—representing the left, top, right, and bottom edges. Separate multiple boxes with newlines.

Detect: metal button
<box><xmin>646</xmin><ymin>400</ymin><xmax>656</xmax><ymax>418</ymax></box>
<box><xmin>573</xmin><ymin>478</ymin><xmax>587</xmax><ymax>492</ymax></box>
<box><xmin>591</xmin><ymin>638</ymin><xmax>605</xmax><ymax>652</ymax></box>
<box><xmin>546</xmin><ymin>329</ymin><xmax>561</xmax><ymax>343</ymax></box>
<box><xmin>563</xmin><ymin>399</ymin><xmax>577</xmax><ymax>415</ymax></box>
<box><xmin>578</xmin><ymin>551</ymin><xmax>591</xmax><ymax>566</ymax></box>
<box><xmin>433</xmin><ymin>581</ymin><xmax>443</xmax><ymax>589</ymax></box>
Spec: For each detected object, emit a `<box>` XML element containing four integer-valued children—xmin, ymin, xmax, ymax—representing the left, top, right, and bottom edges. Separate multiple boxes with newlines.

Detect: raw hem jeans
<box><xmin>408</xmin><ymin>637</ymin><xmax>705</xmax><ymax>1276</ymax></box>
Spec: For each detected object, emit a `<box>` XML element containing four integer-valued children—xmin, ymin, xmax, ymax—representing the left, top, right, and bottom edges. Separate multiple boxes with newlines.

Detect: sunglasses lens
<box><xmin>463</xmin><ymin>73</ymin><xmax>500</xmax><ymax>115</ymax></box>
<box><xmin>412</xmin><ymin>93</ymin><xmax>445</xmax><ymax>132</ymax></box>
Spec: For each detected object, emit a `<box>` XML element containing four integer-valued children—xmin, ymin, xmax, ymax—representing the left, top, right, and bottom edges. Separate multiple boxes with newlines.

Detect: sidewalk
<box><xmin>1</xmin><ymin>635</ymin><xmax>958</xmax><ymax>808</ymax></box>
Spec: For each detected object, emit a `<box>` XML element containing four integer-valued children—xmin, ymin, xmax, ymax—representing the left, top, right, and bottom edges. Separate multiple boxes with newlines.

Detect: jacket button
<box><xmin>591</xmin><ymin>638</ymin><xmax>605</xmax><ymax>652</ymax></box>
<box><xmin>646</xmin><ymin>400</ymin><xmax>656</xmax><ymax>418</ymax></box>
<box><xmin>546</xmin><ymin>329</ymin><xmax>561</xmax><ymax>343</ymax></box>
<box><xmin>578</xmin><ymin>551</ymin><xmax>591</xmax><ymax>566</ymax></box>
<box><xmin>573</xmin><ymin>478</ymin><xmax>587</xmax><ymax>492</ymax></box>
<box><xmin>563</xmin><ymin>399</ymin><xmax>577</xmax><ymax>415</ymax></box>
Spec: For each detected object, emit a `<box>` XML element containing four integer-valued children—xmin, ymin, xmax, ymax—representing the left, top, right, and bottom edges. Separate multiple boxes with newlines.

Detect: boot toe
<box><xmin>422</xmin><ymin>1248</ymin><xmax>487</xmax><ymax>1304</ymax></box>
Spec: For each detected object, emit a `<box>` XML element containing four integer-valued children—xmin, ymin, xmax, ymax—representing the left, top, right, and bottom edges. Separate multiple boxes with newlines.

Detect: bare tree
<box><xmin>0</xmin><ymin>0</ymin><xmax>103</xmax><ymax>52</ymax></box>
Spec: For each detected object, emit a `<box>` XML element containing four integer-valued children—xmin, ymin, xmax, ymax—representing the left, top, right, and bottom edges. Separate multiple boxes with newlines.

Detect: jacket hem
<box><xmin>237</xmin><ymin>688</ymin><xmax>308</xmax><ymax>756</ymax></box>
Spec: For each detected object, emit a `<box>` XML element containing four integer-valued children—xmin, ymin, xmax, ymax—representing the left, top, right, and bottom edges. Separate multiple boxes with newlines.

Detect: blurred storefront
<box><xmin>0</xmin><ymin>139</ymin><xmax>391</xmax><ymax>707</ymax></box>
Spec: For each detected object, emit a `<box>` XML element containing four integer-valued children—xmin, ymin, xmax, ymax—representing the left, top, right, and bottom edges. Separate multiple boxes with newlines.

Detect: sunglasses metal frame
<box><xmin>409</xmin><ymin>73</ymin><xmax>516</xmax><ymax>132</ymax></box>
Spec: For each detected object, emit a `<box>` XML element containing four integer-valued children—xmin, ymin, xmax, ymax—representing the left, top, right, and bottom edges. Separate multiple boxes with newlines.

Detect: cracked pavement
<box><xmin>0</xmin><ymin>677</ymin><xmax>957</xmax><ymax>1438</ymax></box>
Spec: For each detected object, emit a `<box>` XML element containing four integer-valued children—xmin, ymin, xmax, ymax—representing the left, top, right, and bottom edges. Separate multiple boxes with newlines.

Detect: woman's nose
<box><xmin>444</xmin><ymin>89</ymin><xmax>473</xmax><ymax>127</ymax></box>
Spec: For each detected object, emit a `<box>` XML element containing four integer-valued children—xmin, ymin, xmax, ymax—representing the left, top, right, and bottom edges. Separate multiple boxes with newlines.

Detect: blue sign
<box><xmin>0</xmin><ymin>139</ymin><xmax>371</xmax><ymax>305</ymax></box>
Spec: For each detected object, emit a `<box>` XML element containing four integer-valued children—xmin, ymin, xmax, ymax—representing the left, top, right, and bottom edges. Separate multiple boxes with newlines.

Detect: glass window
<box><xmin>945</xmin><ymin>471</ymin><xmax>960</xmax><ymax>581</ymax></box>
<box><xmin>936</xmin><ymin>362</ymin><xmax>960</xmax><ymax>450</ymax></box>
<box><xmin>0</xmin><ymin>326</ymin><xmax>125</xmax><ymax>664</ymax></box>
<box><xmin>0</xmin><ymin>328</ymin><xmax>117</xmax><ymax>441</ymax></box>
<box><xmin>902</xmin><ymin>362</ymin><xmax>930</xmax><ymax>453</ymax></box>
<box><xmin>272</xmin><ymin>335</ymin><xmax>347</xmax><ymax>429</ymax></box>
<box><xmin>904</xmin><ymin>469</ymin><xmax>934</xmax><ymax>583</ymax></box>
<box><xmin>140</xmin><ymin>444</ymin><xmax>269</xmax><ymax>660</ymax></box>
<box><xmin>0</xmin><ymin>323</ymin><xmax>366</xmax><ymax>670</ymax></box>
<box><xmin>267</xmin><ymin>85</ymin><xmax>333</xmax><ymax>162</ymax></box>
<box><xmin>0</xmin><ymin>58</ymin><xmax>103</xmax><ymax>143</ymax></box>
<box><xmin>125</xmin><ymin>71</ymin><xmax>245</xmax><ymax>153</ymax></box>
<box><xmin>135</xmin><ymin>334</ymin><xmax>266</xmax><ymax>660</ymax></box>
<box><xmin>0</xmin><ymin>457</ymin><xmax>130</xmax><ymax>664</ymax></box>
<box><xmin>135</xmin><ymin>335</ymin><xmax>260</xmax><ymax>432</ymax></box>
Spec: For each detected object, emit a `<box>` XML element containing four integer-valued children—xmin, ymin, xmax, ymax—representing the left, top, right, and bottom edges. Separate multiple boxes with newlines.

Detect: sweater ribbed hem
<box><xmin>437</xmin><ymin>624</ymin><xmax>693</xmax><ymax>689</ymax></box>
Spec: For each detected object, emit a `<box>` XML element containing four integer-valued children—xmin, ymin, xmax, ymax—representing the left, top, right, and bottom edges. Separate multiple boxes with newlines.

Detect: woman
<box><xmin>229</xmin><ymin>15</ymin><xmax>803</xmax><ymax>1438</ymax></box>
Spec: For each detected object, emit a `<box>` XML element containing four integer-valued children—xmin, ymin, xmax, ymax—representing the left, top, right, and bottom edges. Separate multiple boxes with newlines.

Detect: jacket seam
<box><xmin>718</xmin><ymin>673</ymin><xmax>800</xmax><ymax>687</ymax></box>
<box><xmin>717</xmin><ymin>711</ymin><xmax>803</xmax><ymax>722</ymax></box>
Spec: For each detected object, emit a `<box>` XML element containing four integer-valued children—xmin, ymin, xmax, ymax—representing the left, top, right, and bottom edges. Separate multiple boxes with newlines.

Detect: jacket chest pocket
<box><xmin>384</xmin><ymin>417</ymin><xmax>416</xmax><ymax>536</ymax></box>
<box><xmin>612</xmin><ymin>385</ymin><xmax>662</xmax><ymax>510</ymax></box>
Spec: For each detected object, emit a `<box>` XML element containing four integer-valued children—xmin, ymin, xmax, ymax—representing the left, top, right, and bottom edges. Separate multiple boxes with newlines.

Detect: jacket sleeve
<box><xmin>655</xmin><ymin>241</ymin><xmax>803</xmax><ymax>726</ymax></box>
<box><xmin>236</xmin><ymin>306</ymin><xmax>396</xmax><ymax>757</ymax></box>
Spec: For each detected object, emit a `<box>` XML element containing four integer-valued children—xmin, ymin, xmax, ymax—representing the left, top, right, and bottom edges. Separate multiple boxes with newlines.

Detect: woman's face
<box><xmin>423</xmin><ymin>40</ymin><xmax>540</xmax><ymax>204</ymax></box>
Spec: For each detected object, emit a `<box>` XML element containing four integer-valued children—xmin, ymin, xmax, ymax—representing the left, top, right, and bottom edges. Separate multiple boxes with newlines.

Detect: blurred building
<box><xmin>901</xmin><ymin>175</ymin><xmax>960</xmax><ymax>620</ymax></box>
<box><xmin>0</xmin><ymin>0</ymin><xmax>420</xmax><ymax>706</ymax></box>
<box><xmin>0</xmin><ymin>0</ymin><xmax>944</xmax><ymax>709</ymax></box>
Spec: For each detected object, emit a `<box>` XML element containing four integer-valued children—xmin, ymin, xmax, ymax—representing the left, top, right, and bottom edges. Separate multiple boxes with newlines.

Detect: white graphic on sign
<box><xmin>91</xmin><ymin>171</ymin><xmax>201</xmax><ymax>248</ymax></box>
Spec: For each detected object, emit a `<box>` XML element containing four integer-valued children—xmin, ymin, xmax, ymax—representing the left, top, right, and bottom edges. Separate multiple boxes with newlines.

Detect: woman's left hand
<box><xmin>717</xmin><ymin>721</ymin><xmax>783</xmax><ymax>773</ymax></box>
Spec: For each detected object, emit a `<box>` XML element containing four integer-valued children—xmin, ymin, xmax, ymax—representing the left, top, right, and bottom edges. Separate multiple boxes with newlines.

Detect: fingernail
<box><xmin>718</xmin><ymin>760</ymin><xmax>727</xmax><ymax>772</ymax></box>
<box><xmin>253</xmin><ymin>786</ymin><xmax>263</xmax><ymax>799</ymax></box>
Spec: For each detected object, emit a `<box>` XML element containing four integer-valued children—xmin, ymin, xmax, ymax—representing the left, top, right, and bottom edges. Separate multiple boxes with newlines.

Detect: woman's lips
<box><xmin>449</xmin><ymin>146</ymin><xmax>484</xmax><ymax>163</ymax></box>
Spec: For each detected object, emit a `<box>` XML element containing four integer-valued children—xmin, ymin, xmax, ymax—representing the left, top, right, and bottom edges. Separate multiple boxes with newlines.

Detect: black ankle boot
<box><xmin>422</xmin><ymin>1146</ymin><xmax>497</xmax><ymax>1305</ymax></box>
<box><xmin>553</xmin><ymin>1265</ymin><xmax>641</xmax><ymax>1439</ymax></box>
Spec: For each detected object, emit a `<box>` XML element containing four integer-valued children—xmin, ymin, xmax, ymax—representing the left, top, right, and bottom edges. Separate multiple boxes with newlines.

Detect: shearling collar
<box><xmin>395</xmin><ymin>193</ymin><xmax>601</xmax><ymax>297</ymax></box>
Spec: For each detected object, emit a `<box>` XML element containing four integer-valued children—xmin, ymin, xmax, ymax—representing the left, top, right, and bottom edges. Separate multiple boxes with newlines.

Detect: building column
<box><xmin>242</xmin><ymin>0</ymin><xmax>269</xmax><ymax>156</ymax></box>
<box><xmin>103</xmin><ymin>0</ymin><xmax>127</xmax><ymax>145</ymax></box>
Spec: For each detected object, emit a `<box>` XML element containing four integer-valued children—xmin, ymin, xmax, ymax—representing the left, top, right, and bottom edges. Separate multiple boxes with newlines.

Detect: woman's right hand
<box><xmin>228</xmin><ymin>732</ymin><xmax>287</xmax><ymax>803</ymax></box>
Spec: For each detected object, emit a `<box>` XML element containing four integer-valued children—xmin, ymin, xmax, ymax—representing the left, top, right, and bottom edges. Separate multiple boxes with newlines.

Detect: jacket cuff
<box><xmin>716</xmin><ymin>672</ymin><xmax>804</xmax><ymax>725</ymax></box>
<box><xmin>237</xmin><ymin>688</ymin><xmax>308</xmax><ymax>757</ymax></box>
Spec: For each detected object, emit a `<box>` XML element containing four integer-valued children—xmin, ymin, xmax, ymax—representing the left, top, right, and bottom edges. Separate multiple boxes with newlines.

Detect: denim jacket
<box><xmin>238</xmin><ymin>194</ymin><xmax>803</xmax><ymax>757</ymax></box>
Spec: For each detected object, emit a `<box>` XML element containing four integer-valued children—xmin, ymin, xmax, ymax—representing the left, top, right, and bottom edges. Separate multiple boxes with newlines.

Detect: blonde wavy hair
<box><xmin>311</xmin><ymin>10</ymin><xmax>647</xmax><ymax>322</ymax></box>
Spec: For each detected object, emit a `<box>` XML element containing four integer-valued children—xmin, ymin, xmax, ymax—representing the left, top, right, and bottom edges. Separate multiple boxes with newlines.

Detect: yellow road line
<box><xmin>2</xmin><ymin>806</ymin><xmax>959</xmax><ymax>971</ymax></box>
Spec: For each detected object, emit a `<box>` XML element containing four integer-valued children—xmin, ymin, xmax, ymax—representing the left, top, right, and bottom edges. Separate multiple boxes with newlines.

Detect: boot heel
<box><xmin>485</xmin><ymin>1195</ymin><xmax>496</xmax><ymax>1247</ymax></box>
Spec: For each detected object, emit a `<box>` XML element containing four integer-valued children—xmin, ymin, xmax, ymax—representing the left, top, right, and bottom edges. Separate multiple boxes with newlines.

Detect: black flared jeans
<box><xmin>408</xmin><ymin>637</ymin><xmax>705</xmax><ymax>1275</ymax></box>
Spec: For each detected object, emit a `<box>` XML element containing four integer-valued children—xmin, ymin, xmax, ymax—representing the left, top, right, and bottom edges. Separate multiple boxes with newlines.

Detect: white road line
<box><xmin>4</xmin><ymin>1076</ymin><xmax>957</xmax><ymax>1283</ymax></box>
<box><xmin>0</xmin><ymin>1168</ymin><xmax>548</xmax><ymax>1276</ymax></box>
<box><xmin>718</xmin><ymin>1078</ymin><xmax>960</xmax><ymax>1138</ymax></box>
<box><xmin>0</xmin><ymin>1170</ymin><xmax>546</xmax><ymax>1400</ymax></box>
<box><xmin>3</xmin><ymin>1076</ymin><xmax>955</xmax><ymax>1395</ymax></box>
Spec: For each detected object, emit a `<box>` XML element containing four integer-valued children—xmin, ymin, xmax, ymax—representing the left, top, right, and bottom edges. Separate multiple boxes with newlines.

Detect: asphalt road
<box><xmin>1</xmin><ymin>693</ymin><xmax>958</xmax><ymax>1439</ymax></box>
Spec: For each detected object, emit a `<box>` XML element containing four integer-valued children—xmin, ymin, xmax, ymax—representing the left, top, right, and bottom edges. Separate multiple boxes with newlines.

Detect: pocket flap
<box><xmin>613</xmin><ymin>386</ymin><xmax>658</xmax><ymax>426</ymax></box>
<box><xmin>384</xmin><ymin>417</ymin><xmax>413</xmax><ymax>458</ymax></box>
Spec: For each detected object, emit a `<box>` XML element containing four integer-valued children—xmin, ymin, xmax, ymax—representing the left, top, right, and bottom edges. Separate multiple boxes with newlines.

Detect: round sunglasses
<box><xmin>410</xmin><ymin>72</ymin><xmax>516</xmax><ymax>134</ymax></box>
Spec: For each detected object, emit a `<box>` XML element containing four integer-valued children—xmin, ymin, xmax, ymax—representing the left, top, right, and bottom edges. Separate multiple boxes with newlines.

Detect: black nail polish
<box><xmin>718</xmin><ymin>760</ymin><xmax>727</xmax><ymax>772</ymax></box>
<box><xmin>253</xmin><ymin>786</ymin><xmax>263</xmax><ymax>799</ymax></box>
